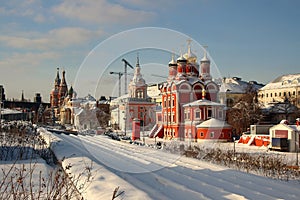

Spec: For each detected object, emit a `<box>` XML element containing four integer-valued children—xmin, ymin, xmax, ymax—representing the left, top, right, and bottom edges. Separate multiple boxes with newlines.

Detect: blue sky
<box><xmin>0</xmin><ymin>0</ymin><xmax>299</xmax><ymax>101</ymax></box>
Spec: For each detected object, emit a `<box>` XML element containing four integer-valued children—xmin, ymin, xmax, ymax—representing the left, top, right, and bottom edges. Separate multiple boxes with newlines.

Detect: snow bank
<box><xmin>39</xmin><ymin>128</ymin><xmax>150</xmax><ymax>200</ymax></box>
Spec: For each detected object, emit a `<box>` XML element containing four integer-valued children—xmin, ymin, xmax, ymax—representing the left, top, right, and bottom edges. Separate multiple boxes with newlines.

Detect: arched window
<box><xmin>195</xmin><ymin>109</ymin><xmax>201</xmax><ymax>119</ymax></box>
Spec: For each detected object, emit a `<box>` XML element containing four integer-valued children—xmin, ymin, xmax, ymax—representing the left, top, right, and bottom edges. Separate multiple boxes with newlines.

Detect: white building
<box><xmin>110</xmin><ymin>56</ymin><xmax>156</xmax><ymax>132</ymax></box>
<box><xmin>269</xmin><ymin>120</ymin><xmax>300</xmax><ymax>152</ymax></box>
<box><xmin>60</xmin><ymin>93</ymin><xmax>102</xmax><ymax>131</ymax></box>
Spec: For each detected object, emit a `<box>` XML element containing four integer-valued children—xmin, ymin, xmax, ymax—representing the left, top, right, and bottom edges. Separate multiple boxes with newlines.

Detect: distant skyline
<box><xmin>0</xmin><ymin>0</ymin><xmax>299</xmax><ymax>102</ymax></box>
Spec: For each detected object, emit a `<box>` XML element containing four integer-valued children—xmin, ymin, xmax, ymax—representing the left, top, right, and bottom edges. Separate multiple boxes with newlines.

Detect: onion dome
<box><xmin>68</xmin><ymin>86</ymin><xmax>74</xmax><ymax>97</ymax></box>
<box><xmin>183</xmin><ymin>42</ymin><xmax>197</xmax><ymax>63</ymax></box>
<box><xmin>177</xmin><ymin>53</ymin><xmax>187</xmax><ymax>63</ymax></box>
<box><xmin>168</xmin><ymin>54</ymin><xmax>177</xmax><ymax>66</ymax></box>
<box><xmin>201</xmin><ymin>46</ymin><xmax>210</xmax><ymax>63</ymax></box>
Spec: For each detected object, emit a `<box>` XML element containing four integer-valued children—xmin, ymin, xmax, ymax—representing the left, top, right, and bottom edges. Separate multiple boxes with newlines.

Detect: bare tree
<box><xmin>226</xmin><ymin>85</ymin><xmax>263</xmax><ymax>135</ymax></box>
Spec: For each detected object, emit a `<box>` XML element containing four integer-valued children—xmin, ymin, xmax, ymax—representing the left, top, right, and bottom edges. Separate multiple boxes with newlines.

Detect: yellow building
<box><xmin>258</xmin><ymin>73</ymin><xmax>300</xmax><ymax>108</ymax></box>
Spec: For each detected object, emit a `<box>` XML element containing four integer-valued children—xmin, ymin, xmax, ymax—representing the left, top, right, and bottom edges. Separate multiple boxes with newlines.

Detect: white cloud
<box><xmin>0</xmin><ymin>27</ymin><xmax>105</xmax><ymax>50</ymax></box>
<box><xmin>52</xmin><ymin>0</ymin><xmax>155</xmax><ymax>25</ymax></box>
<box><xmin>0</xmin><ymin>0</ymin><xmax>45</xmax><ymax>21</ymax></box>
<box><xmin>0</xmin><ymin>52</ymin><xmax>60</xmax><ymax>69</ymax></box>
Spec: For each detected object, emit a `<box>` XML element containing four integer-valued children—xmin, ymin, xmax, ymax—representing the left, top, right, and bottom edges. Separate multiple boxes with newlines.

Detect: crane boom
<box><xmin>122</xmin><ymin>58</ymin><xmax>134</xmax><ymax>95</ymax></box>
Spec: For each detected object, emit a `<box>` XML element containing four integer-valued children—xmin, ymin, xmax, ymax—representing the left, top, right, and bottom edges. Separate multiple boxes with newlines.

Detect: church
<box><xmin>110</xmin><ymin>56</ymin><xmax>156</xmax><ymax>133</ymax></box>
<box><xmin>149</xmin><ymin>41</ymin><xmax>232</xmax><ymax>142</ymax></box>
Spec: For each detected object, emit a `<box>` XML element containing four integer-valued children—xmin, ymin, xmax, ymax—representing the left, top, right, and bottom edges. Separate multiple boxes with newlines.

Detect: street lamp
<box><xmin>233</xmin><ymin>137</ymin><xmax>236</xmax><ymax>160</ymax></box>
<box><xmin>188</xmin><ymin>105</ymin><xmax>192</xmax><ymax>149</ymax></box>
<box><xmin>123</xmin><ymin>116</ymin><xmax>127</xmax><ymax>136</ymax></box>
<box><xmin>295</xmin><ymin>134</ymin><xmax>298</xmax><ymax>166</ymax></box>
<box><xmin>121</xmin><ymin>99</ymin><xmax>128</xmax><ymax>136</ymax></box>
<box><xmin>142</xmin><ymin>106</ymin><xmax>147</xmax><ymax>144</ymax></box>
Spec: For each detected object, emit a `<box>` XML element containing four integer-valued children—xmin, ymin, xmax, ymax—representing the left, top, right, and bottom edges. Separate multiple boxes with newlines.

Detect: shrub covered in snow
<box><xmin>161</xmin><ymin>141</ymin><xmax>300</xmax><ymax>181</ymax></box>
<box><xmin>0</xmin><ymin>121</ymin><xmax>91</xmax><ymax>199</ymax></box>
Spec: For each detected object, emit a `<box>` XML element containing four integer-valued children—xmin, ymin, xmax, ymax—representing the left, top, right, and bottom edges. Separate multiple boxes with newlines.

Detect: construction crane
<box><xmin>121</xmin><ymin>58</ymin><xmax>134</xmax><ymax>94</ymax></box>
<box><xmin>109</xmin><ymin>71</ymin><xmax>123</xmax><ymax>97</ymax></box>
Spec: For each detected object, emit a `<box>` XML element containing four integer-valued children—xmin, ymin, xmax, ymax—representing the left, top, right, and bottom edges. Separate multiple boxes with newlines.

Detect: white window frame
<box><xmin>195</xmin><ymin>108</ymin><xmax>201</xmax><ymax>120</ymax></box>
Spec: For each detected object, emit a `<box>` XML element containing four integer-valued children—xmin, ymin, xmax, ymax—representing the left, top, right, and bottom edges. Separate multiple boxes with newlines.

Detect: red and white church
<box><xmin>149</xmin><ymin>42</ymin><xmax>232</xmax><ymax>142</ymax></box>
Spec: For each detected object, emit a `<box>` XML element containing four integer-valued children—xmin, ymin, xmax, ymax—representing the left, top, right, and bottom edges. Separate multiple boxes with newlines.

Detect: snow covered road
<box><xmin>53</xmin><ymin>133</ymin><xmax>300</xmax><ymax>200</ymax></box>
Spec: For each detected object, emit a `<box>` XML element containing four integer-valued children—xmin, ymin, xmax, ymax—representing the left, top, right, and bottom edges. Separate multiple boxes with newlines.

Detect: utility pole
<box><xmin>121</xmin><ymin>59</ymin><xmax>134</xmax><ymax>95</ymax></box>
<box><xmin>109</xmin><ymin>71</ymin><xmax>124</xmax><ymax>130</ymax></box>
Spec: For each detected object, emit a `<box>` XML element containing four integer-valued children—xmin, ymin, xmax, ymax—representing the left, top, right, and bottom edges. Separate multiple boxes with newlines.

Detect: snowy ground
<box><xmin>40</xmin><ymin>128</ymin><xmax>300</xmax><ymax>200</ymax></box>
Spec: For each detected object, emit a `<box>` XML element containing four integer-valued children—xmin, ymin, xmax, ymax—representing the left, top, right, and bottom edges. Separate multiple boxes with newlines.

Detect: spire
<box><xmin>168</xmin><ymin>53</ymin><xmax>177</xmax><ymax>66</ymax></box>
<box><xmin>187</xmin><ymin>38</ymin><xmax>192</xmax><ymax>56</ymax></box>
<box><xmin>61</xmin><ymin>70</ymin><xmax>67</xmax><ymax>86</ymax></box>
<box><xmin>21</xmin><ymin>90</ymin><xmax>25</xmax><ymax>101</ymax></box>
<box><xmin>201</xmin><ymin>45</ymin><xmax>210</xmax><ymax>62</ymax></box>
<box><xmin>177</xmin><ymin>50</ymin><xmax>187</xmax><ymax>63</ymax></box>
<box><xmin>203</xmin><ymin>45</ymin><xmax>207</xmax><ymax>59</ymax></box>
<box><xmin>129</xmin><ymin>54</ymin><xmax>146</xmax><ymax>99</ymax></box>
<box><xmin>68</xmin><ymin>86</ymin><xmax>74</xmax><ymax>98</ymax></box>
<box><xmin>200</xmin><ymin>45</ymin><xmax>212</xmax><ymax>81</ymax></box>
<box><xmin>58</xmin><ymin>69</ymin><xmax>68</xmax><ymax>106</ymax></box>
<box><xmin>55</xmin><ymin>67</ymin><xmax>61</xmax><ymax>88</ymax></box>
<box><xmin>136</xmin><ymin>52</ymin><xmax>140</xmax><ymax>68</ymax></box>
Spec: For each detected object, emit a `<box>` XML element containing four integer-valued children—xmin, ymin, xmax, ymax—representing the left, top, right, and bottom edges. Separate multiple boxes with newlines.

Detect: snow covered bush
<box><xmin>161</xmin><ymin>141</ymin><xmax>300</xmax><ymax>181</ymax></box>
<box><xmin>0</xmin><ymin>121</ymin><xmax>92</xmax><ymax>199</ymax></box>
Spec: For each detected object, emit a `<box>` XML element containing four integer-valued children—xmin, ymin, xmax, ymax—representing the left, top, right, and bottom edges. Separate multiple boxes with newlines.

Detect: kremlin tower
<box><xmin>50</xmin><ymin>68</ymin><xmax>68</xmax><ymax>108</ymax></box>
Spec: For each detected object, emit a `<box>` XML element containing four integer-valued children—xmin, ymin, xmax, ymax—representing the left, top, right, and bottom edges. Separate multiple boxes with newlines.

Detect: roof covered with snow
<box><xmin>184</xmin><ymin>99</ymin><xmax>225</xmax><ymax>107</ymax></box>
<box><xmin>219</xmin><ymin>77</ymin><xmax>264</xmax><ymax>93</ymax></box>
<box><xmin>260</xmin><ymin>73</ymin><xmax>300</xmax><ymax>90</ymax></box>
<box><xmin>196</xmin><ymin>118</ymin><xmax>231</xmax><ymax>128</ymax></box>
<box><xmin>0</xmin><ymin>108</ymin><xmax>22</xmax><ymax>115</ymax></box>
<box><xmin>270</xmin><ymin>123</ymin><xmax>300</xmax><ymax>132</ymax></box>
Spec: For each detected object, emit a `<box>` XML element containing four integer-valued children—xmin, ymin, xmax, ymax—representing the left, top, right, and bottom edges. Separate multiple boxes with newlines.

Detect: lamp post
<box><xmin>123</xmin><ymin>115</ymin><xmax>127</xmax><ymax>136</ymax></box>
<box><xmin>295</xmin><ymin>135</ymin><xmax>298</xmax><ymax>166</ymax></box>
<box><xmin>142</xmin><ymin>106</ymin><xmax>147</xmax><ymax>144</ymax></box>
<box><xmin>233</xmin><ymin>137</ymin><xmax>236</xmax><ymax>160</ymax></box>
<box><xmin>122</xmin><ymin>101</ymin><xmax>127</xmax><ymax>136</ymax></box>
<box><xmin>189</xmin><ymin>105</ymin><xmax>192</xmax><ymax>149</ymax></box>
